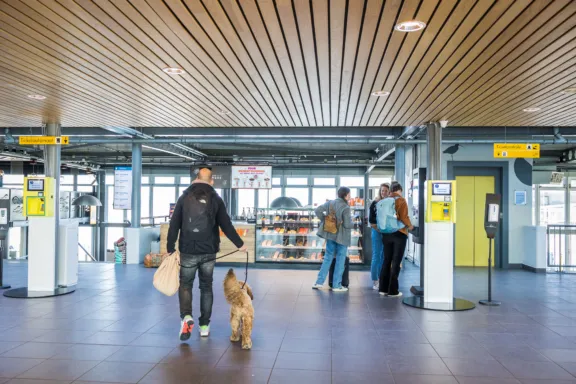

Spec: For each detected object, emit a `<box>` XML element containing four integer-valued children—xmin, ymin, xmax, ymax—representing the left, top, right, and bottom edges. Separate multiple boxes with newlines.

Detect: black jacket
<box><xmin>167</xmin><ymin>182</ymin><xmax>244</xmax><ymax>255</ymax></box>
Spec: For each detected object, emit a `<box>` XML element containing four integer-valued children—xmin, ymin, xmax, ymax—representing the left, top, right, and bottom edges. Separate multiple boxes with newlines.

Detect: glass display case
<box><xmin>255</xmin><ymin>207</ymin><xmax>364</xmax><ymax>264</ymax></box>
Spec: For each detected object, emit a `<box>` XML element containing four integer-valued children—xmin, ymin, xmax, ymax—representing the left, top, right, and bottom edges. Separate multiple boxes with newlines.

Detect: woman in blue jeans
<box><xmin>369</xmin><ymin>183</ymin><xmax>390</xmax><ymax>290</ymax></box>
<box><xmin>312</xmin><ymin>187</ymin><xmax>353</xmax><ymax>292</ymax></box>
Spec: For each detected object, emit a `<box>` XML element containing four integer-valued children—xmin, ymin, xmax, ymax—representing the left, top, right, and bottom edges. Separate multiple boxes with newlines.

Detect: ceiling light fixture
<box><xmin>27</xmin><ymin>95</ymin><xmax>46</xmax><ymax>100</ymax></box>
<box><xmin>561</xmin><ymin>87</ymin><xmax>576</xmax><ymax>95</ymax></box>
<box><xmin>395</xmin><ymin>20</ymin><xmax>426</xmax><ymax>32</ymax></box>
<box><xmin>162</xmin><ymin>67</ymin><xmax>185</xmax><ymax>75</ymax></box>
<box><xmin>523</xmin><ymin>107</ymin><xmax>541</xmax><ymax>112</ymax></box>
<box><xmin>371</xmin><ymin>90</ymin><xmax>390</xmax><ymax>97</ymax></box>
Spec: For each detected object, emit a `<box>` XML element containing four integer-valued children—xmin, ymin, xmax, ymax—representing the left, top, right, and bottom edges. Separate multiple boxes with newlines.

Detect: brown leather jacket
<box><xmin>390</xmin><ymin>192</ymin><xmax>412</xmax><ymax>236</ymax></box>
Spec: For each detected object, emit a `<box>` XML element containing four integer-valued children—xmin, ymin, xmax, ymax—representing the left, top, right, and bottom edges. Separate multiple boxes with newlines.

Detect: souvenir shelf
<box><xmin>255</xmin><ymin>207</ymin><xmax>364</xmax><ymax>264</ymax></box>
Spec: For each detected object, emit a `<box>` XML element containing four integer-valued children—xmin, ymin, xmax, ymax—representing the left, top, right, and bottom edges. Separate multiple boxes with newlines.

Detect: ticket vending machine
<box><xmin>24</xmin><ymin>177</ymin><xmax>55</xmax><ymax>217</ymax></box>
<box><xmin>403</xmin><ymin>180</ymin><xmax>475</xmax><ymax>311</ymax></box>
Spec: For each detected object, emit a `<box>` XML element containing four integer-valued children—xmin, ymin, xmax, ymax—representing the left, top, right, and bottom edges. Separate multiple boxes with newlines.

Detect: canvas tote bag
<box><xmin>153</xmin><ymin>251</ymin><xmax>180</xmax><ymax>296</ymax></box>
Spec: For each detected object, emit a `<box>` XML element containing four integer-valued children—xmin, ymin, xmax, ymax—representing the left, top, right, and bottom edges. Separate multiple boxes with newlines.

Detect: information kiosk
<box><xmin>403</xmin><ymin>180</ymin><xmax>475</xmax><ymax>311</ymax></box>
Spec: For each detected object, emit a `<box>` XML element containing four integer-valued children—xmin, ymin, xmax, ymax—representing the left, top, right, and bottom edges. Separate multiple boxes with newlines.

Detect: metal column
<box><xmin>96</xmin><ymin>172</ymin><xmax>106</xmax><ymax>261</ymax></box>
<box><xmin>45</xmin><ymin>122</ymin><xmax>61</xmax><ymax>285</ymax></box>
<box><xmin>131</xmin><ymin>143</ymin><xmax>142</xmax><ymax>228</ymax></box>
<box><xmin>395</xmin><ymin>145</ymin><xmax>406</xmax><ymax>185</ymax></box>
<box><xmin>427</xmin><ymin>122</ymin><xmax>443</xmax><ymax>181</ymax></box>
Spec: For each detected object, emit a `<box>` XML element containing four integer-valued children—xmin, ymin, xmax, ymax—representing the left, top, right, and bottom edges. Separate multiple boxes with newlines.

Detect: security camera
<box><xmin>439</xmin><ymin>120</ymin><xmax>449</xmax><ymax>128</ymax></box>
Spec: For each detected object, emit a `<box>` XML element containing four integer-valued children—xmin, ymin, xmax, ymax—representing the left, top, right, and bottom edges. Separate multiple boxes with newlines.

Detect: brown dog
<box><xmin>223</xmin><ymin>268</ymin><xmax>254</xmax><ymax>350</ymax></box>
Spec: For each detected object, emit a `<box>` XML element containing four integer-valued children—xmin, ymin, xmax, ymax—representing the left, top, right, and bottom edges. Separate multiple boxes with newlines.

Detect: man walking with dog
<box><xmin>167</xmin><ymin>165</ymin><xmax>247</xmax><ymax>341</ymax></box>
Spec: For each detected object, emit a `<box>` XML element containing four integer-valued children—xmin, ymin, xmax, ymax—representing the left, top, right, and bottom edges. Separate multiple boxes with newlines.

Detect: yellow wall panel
<box><xmin>455</xmin><ymin>176</ymin><xmax>475</xmax><ymax>266</ymax></box>
<box><xmin>473</xmin><ymin>176</ymin><xmax>495</xmax><ymax>267</ymax></box>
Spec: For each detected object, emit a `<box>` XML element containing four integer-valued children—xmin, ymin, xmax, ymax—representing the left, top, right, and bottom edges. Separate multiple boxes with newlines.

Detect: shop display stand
<box><xmin>255</xmin><ymin>207</ymin><xmax>364</xmax><ymax>264</ymax></box>
<box><xmin>479</xmin><ymin>238</ymin><xmax>500</xmax><ymax>306</ymax></box>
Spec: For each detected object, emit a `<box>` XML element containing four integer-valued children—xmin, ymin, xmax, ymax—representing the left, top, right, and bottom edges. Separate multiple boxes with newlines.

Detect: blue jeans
<box><xmin>179</xmin><ymin>253</ymin><xmax>216</xmax><ymax>326</ymax></box>
<box><xmin>316</xmin><ymin>240</ymin><xmax>347</xmax><ymax>288</ymax></box>
<box><xmin>371</xmin><ymin>228</ymin><xmax>384</xmax><ymax>281</ymax></box>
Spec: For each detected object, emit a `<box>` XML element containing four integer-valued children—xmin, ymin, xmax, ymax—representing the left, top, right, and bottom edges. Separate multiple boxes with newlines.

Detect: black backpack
<box><xmin>182</xmin><ymin>187</ymin><xmax>215</xmax><ymax>240</ymax></box>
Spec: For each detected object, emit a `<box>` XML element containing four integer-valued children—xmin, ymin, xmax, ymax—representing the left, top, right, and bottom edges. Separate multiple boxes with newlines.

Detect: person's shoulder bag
<box><xmin>153</xmin><ymin>251</ymin><xmax>180</xmax><ymax>296</ymax></box>
<box><xmin>323</xmin><ymin>201</ymin><xmax>339</xmax><ymax>234</ymax></box>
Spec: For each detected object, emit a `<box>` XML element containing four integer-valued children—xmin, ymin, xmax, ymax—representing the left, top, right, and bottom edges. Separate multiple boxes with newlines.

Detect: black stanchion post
<box><xmin>480</xmin><ymin>193</ymin><xmax>501</xmax><ymax>306</ymax></box>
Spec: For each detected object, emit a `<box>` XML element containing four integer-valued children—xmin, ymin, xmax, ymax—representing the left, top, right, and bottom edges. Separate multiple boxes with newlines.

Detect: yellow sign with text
<box><xmin>494</xmin><ymin>143</ymin><xmax>540</xmax><ymax>158</ymax></box>
<box><xmin>19</xmin><ymin>136</ymin><xmax>69</xmax><ymax>145</ymax></box>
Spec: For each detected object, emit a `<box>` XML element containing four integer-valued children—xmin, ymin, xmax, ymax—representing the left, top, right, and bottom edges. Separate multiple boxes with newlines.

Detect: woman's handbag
<box><xmin>323</xmin><ymin>203</ymin><xmax>338</xmax><ymax>234</ymax></box>
<box><xmin>153</xmin><ymin>251</ymin><xmax>181</xmax><ymax>296</ymax></box>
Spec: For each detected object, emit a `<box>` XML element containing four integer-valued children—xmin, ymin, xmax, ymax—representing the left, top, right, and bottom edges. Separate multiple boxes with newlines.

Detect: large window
<box><xmin>153</xmin><ymin>187</ymin><xmax>176</xmax><ymax>218</ymax></box>
<box><xmin>286</xmin><ymin>177</ymin><xmax>308</xmax><ymax>186</ymax></box>
<box><xmin>237</xmin><ymin>189</ymin><xmax>255</xmax><ymax>216</ymax></box>
<box><xmin>312</xmin><ymin>188</ymin><xmax>336</xmax><ymax>206</ymax></box>
<box><xmin>539</xmin><ymin>188</ymin><xmax>565</xmax><ymax>226</ymax></box>
<box><xmin>258</xmin><ymin>188</ymin><xmax>281</xmax><ymax>208</ymax></box>
<box><xmin>340</xmin><ymin>176</ymin><xmax>364</xmax><ymax>187</ymax></box>
<box><xmin>285</xmin><ymin>188</ymin><xmax>309</xmax><ymax>206</ymax></box>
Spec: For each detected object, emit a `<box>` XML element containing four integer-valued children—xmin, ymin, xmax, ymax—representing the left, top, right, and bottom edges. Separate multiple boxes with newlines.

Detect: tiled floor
<box><xmin>1</xmin><ymin>261</ymin><xmax>576</xmax><ymax>383</ymax></box>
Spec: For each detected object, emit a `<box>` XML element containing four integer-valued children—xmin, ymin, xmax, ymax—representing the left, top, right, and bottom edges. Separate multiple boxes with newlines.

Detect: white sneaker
<box><xmin>388</xmin><ymin>292</ymin><xmax>403</xmax><ymax>298</ymax></box>
<box><xmin>372</xmin><ymin>281</ymin><xmax>379</xmax><ymax>290</ymax></box>
<box><xmin>312</xmin><ymin>283</ymin><xmax>323</xmax><ymax>290</ymax></box>
<box><xmin>332</xmin><ymin>287</ymin><xmax>349</xmax><ymax>292</ymax></box>
<box><xmin>379</xmin><ymin>292</ymin><xmax>387</xmax><ymax>296</ymax></box>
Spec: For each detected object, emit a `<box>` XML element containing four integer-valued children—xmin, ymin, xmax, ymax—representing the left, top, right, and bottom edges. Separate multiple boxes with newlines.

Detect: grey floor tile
<box><xmin>332</xmin><ymin>371</ymin><xmax>395</xmax><ymax>384</ymax></box>
<box><xmin>82</xmin><ymin>332</ymin><xmax>142</xmax><ymax>346</ymax></box>
<box><xmin>540</xmin><ymin>348</ymin><xmax>576</xmax><ymax>363</ymax></box>
<box><xmin>161</xmin><ymin>346</ymin><xmax>226</xmax><ymax>365</ymax></box>
<box><xmin>274</xmin><ymin>351</ymin><xmax>331</xmax><ymax>371</ymax></box>
<box><xmin>388</xmin><ymin>357</ymin><xmax>452</xmax><ymax>375</ymax></box>
<box><xmin>280</xmin><ymin>337</ymin><xmax>331</xmax><ymax>354</ymax></box>
<box><xmin>454</xmin><ymin>378</ymin><xmax>521</xmax><ymax>384</ymax></box>
<box><xmin>17</xmin><ymin>360</ymin><xmax>98</xmax><ymax>381</ymax></box>
<box><xmin>217</xmin><ymin>349</ymin><xmax>277</xmax><ymax>369</ymax></box>
<box><xmin>484</xmin><ymin>346</ymin><xmax>549</xmax><ymax>362</ymax></box>
<box><xmin>201</xmin><ymin>367</ymin><xmax>271</xmax><ymax>384</ymax></box>
<box><xmin>50</xmin><ymin>344</ymin><xmax>121</xmax><ymax>361</ymax></box>
<box><xmin>3</xmin><ymin>379</ymin><xmax>73</xmax><ymax>384</ymax></box>
<box><xmin>0</xmin><ymin>358</ymin><xmax>45</xmax><ymax>379</ymax></box>
<box><xmin>1</xmin><ymin>343</ymin><xmax>71</xmax><ymax>359</ymax></box>
<box><xmin>32</xmin><ymin>331</ymin><xmax>96</xmax><ymax>344</ymax></box>
<box><xmin>139</xmin><ymin>362</ymin><xmax>210</xmax><ymax>383</ymax></box>
<box><xmin>442</xmin><ymin>358</ymin><xmax>513</xmax><ymax>378</ymax></box>
<box><xmin>499</xmin><ymin>359</ymin><xmax>574</xmax><ymax>380</ymax></box>
<box><xmin>105</xmin><ymin>346</ymin><xmax>173</xmax><ymax>363</ymax></box>
<box><xmin>0</xmin><ymin>343</ymin><xmax>22</xmax><ymax>355</ymax></box>
<box><xmin>77</xmin><ymin>361</ymin><xmax>155</xmax><ymax>383</ymax></box>
<box><xmin>268</xmin><ymin>369</ymin><xmax>331</xmax><ymax>384</ymax></box>
<box><xmin>433</xmin><ymin>344</ymin><xmax>495</xmax><ymax>360</ymax></box>
<box><xmin>518</xmin><ymin>380</ymin><xmax>576</xmax><ymax>384</ymax></box>
<box><xmin>388</xmin><ymin>343</ymin><xmax>440</xmax><ymax>358</ymax></box>
<box><xmin>392</xmin><ymin>374</ymin><xmax>459</xmax><ymax>383</ymax></box>
<box><xmin>331</xmin><ymin>353</ymin><xmax>389</xmax><ymax>373</ymax></box>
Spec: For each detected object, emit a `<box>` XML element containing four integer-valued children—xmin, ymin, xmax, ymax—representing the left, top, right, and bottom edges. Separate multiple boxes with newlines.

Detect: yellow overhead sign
<box><xmin>494</xmin><ymin>143</ymin><xmax>540</xmax><ymax>158</ymax></box>
<box><xmin>19</xmin><ymin>136</ymin><xmax>69</xmax><ymax>145</ymax></box>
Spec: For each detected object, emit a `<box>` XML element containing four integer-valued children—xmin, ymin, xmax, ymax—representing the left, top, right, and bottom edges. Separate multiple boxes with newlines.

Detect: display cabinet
<box><xmin>255</xmin><ymin>207</ymin><xmax>364</xmax><ymax>264</ymax></box>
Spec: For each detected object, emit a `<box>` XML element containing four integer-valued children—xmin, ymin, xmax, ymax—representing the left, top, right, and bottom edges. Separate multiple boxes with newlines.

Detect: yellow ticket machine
<box><xmin>426</xmin><ymin>181</ymin><xmax>456</xmax><ymax>223</ymax></box>
<box><xmin>23</xmin><ymin>177</ymin><xmax>55</xmax><ymax>217</ymax></box>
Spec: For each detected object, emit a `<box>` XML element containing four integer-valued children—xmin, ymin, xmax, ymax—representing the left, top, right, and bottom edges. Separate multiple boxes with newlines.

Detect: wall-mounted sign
<box><xmin>19</xmin><ymin>136</ymin><xmax>69</xmax><ymax>145</ymax></box>
<box><xmin>494</xmin><ymin>143</ymin><xmax>540</xmax><ymax>158</ymax></box>
<box><xmin>550</xmin><ymin>172</ymin><xmax>565</xmax><ymax>185</ymax></box>
<box><xmin>113</xmin><ymin>166</ymin><xmax>132</xmax><ymax>210</ymax></box>
<box><xmin>514</xmin><ymin>190</ymin><xmax>527</xmax><ymax>206</ymax></box>
<box><xmin>211</xmin><ymin>166</ymin><xmax>232</xmax><ymax>189</ymax></box>
<box><xmin>231</xmin><ymin>166</ymin><xmax>272</xmax><ymax>189</ymax></box>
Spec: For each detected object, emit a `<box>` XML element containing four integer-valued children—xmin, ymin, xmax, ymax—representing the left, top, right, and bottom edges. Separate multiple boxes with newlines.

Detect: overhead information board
<box><xmin>493</xmin><ymin>143</ymin><xmax>540</xmax><ymax>158</ymax></box>
<box><xmin>113</xmin><ymin>166</ymin><xmax>132</xmax><ymax>210</ymax></box>
<box><xmin>19</xmin><ymin>136</ymin><xmax>69</xmax><ymax>145</ymax></box>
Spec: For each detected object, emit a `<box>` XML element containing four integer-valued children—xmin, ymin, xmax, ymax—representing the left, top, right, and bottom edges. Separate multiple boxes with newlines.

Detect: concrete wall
<box><xmin>408</xmin><ymin>143</ymin><xmax>533</xmax><ymax>267</ymax></box>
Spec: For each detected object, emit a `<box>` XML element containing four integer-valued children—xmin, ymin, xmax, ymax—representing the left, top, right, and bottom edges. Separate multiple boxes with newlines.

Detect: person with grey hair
<box><xmin>312</xmin><ymin>187</ymin><xmax>353</xmax><ymax>292</ymax></box>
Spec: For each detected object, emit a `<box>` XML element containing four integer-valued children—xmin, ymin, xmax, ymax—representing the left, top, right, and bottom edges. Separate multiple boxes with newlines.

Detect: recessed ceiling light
<box><xmin>162</xmin><ymin>67</ymin><xmax>185</xmax><ymax>75</ymax></box>
<box><xmin>216</xmin><ymin>109</ymin><xmax>231</xmax><ymax>115</ymax></box>
<box><xmin>371</xmin><ymin>90</ymin><xmax>390</xmax><ymax>97</ymax></box>
<box><xmin>395</xmin><ymin>20</ymin><xmax>426</xmax><ymax>32</ymax></box>
<box><xmin>27</xmin><ymin>95</ymin><xmax>46</xmax><ymax>100</ymax></box>
<box><xmin>523</xmin><ymin>107</ymin><xmax>541</xmax><ymax>112</ymax></box>
<box><xmin>561</xmin><ymin>87</ymin><xmax>576</xmax><ymax>95</ymax></box>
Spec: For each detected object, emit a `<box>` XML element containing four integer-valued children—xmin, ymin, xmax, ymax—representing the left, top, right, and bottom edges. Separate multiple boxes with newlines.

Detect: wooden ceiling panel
<box><xmin>0</xmin><ymin>0</ymin><xmax>574</xmax><ymax>127</ymax></box>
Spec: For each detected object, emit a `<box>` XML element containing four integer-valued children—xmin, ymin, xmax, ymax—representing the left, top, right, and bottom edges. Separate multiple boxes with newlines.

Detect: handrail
<box><xmin>78</xmin><ymin>242</ymin><xmax>97</xmax><ymax>262</ymax></box>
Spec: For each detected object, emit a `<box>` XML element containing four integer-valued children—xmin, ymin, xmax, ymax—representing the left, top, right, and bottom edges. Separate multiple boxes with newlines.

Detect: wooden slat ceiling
<box><xmin>0</xmin><ymin>0</ymin><xmax>575</xmax><ymax>128</ymax></box>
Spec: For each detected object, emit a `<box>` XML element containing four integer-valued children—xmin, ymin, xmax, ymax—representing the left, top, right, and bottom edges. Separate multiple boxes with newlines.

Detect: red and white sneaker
<box><xmin>179</xmin><ymin>316</ymin><xmax>194</xmax><ymax>341</ymax></box>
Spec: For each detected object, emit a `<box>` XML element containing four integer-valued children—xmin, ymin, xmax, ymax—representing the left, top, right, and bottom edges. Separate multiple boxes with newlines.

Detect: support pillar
<box><xmin>96</xmin><ymin>172</ymin><xmax>106</xmax><ymax>261</ymax></box>
<box><xmin>5</xmin><ymin>123</ymin><xmax>74</xmax><ymax>298</ymax></box>
<box><xmin>426</xmin><ymin>122</ymin><xmax>442</xmax><ymax>181</ymax></box>
<box><xmin>125</xmin><ymin>144</ymin><xmax>142</xmax><ymax>264</ymax></box>
<box><xmin>395</xmin><ymin>145</ymin><xmax>406</xmax><ymax>185</ymax></box>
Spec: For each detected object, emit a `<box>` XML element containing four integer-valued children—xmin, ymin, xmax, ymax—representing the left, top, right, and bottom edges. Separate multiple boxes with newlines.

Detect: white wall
<box><xmin>410</xmin><ymin>143</ymin><xmax>532</xmax><ymax>266</ymax></box>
